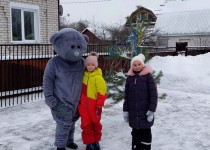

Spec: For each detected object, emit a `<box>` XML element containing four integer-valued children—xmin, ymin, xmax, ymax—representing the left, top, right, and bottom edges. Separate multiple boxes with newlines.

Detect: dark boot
<box><xmin>93</xmin><ymin>142</ymin><xmax>100</xmax><ymax>150</ymax></box>
<box><xmin>66</xmin><ymin>142</ymin><xmax>78</xmax><ymax>149</ymax></box>
<box><xmin>57</xmin><ymin>148</ymin><xmax>66</xmax><ymax>150</ymax></box>
<box><xmin>86</xmin><ymin>143</ymin><xmax>95</xmax><ymax>150</ymax></box>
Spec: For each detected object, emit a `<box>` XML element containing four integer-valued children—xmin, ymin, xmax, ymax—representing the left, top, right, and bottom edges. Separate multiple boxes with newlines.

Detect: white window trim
<box><xmin>10</xmin><ymin>2</ymin><xmax>40</xmax><ymax>44</ymax></box>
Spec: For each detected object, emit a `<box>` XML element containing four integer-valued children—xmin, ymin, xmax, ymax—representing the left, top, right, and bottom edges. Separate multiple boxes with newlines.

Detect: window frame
<box><xmin>10</xmin><ymin>2</ymin><xmax>40</xmax><ymax>44</ymax></box>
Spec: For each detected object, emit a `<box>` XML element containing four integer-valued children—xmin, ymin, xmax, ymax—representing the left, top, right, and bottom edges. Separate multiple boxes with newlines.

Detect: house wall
<box><xmin>159</xmin><ymin>35</ymin><xmax>210</xmax><ymax>47</ymax></box>
<box><xmin>0</xmin><ymin>0</ymin><xmax>59</xmax><ymax>44</ymax></box>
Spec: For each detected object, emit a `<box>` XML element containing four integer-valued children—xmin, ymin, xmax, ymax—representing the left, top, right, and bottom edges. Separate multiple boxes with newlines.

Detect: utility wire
<box><xmin>158</xmin><ymin>9</ymin><xmax>210</xmax><ymax>15</ymax></box>
<box><xmin>61</xmin><ymin>0</ymin><xmax>111</xmax><ymax>4</ymax></box>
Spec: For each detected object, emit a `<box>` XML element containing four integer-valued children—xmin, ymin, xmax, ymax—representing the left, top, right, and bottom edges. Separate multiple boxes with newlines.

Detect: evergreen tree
<box><xmin>104</xmin><ymin>7</ymin><xmax>166</xmax><ymax>103</ymax></box>
<box><xmin>104</xmin><ymin>46</ymin><xmax>129</xmax><ymax>103</ymax></box>
<box><xmin>126</xmin><ymin>7</ymin><xmax>166</xmax><ymax>100</ymax></box>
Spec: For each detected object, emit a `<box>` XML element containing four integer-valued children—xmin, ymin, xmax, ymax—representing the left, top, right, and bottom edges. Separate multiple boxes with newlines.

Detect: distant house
<box><xmin>127</xmin><ymin>6</ymin><xmax>157</xmax><ymax>28</ymax></box>
<box><xmin>155</xmin><ymin>0</ymin><xmax>210</xmax><ymax>47</ymax></box>
<box><xmin>81</xmin><ymin>28</ymin><xmax>102</xmax><ymax>44</ymax></box>
<box><xmin>0</xmin><ymin>0</ymin><xmax>60</xmax><ymax>44</ymax></box>
<box><xmin>130</xmin><ymin>6</ymin><xmax>157</xmax><ymax>26</ymax></box>
<box><xmin>82</xmin><ymin>27</ymin><xmax>115</xmax><ymax>45</ymax></box>
<box><xmin>126</xmin><ymin>6</ymin><xmax>157</xmax><ymax>47</ymax></box>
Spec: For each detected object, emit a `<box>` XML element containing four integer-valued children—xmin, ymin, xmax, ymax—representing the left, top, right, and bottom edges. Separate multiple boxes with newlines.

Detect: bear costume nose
<box><xmin>74</xmin><ymin>51</ymin><xmax>79</xmax><ymax>56</ymax></box>
<box><xmin>65</xmin><ymin>50</ymin><xmax>83</xmax><ymax>62</ymax></box>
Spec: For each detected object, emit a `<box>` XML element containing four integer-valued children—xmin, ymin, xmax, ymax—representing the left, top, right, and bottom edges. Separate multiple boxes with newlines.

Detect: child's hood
<box><xmin>84</xmin><ymin>68</ymin><xmax>102</xmax><ymax>77</ymax></box>
<box><xmin>126</xmin><ymin>65</ymin><xmax>153</xmax><ymax>76</ymax></box>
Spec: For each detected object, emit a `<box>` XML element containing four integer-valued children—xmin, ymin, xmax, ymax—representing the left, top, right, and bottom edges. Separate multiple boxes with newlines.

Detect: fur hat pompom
<box><xmin>130</xmin><ymin>53</ymin><xmax>145</xmax><ymax>68</ymax></box>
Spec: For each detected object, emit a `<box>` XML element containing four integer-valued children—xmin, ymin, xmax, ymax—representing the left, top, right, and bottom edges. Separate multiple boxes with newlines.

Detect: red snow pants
<box><xmin>78</xmin><ymin>98</ymin><xmax>102</xmax><ymax>144</ymax></box>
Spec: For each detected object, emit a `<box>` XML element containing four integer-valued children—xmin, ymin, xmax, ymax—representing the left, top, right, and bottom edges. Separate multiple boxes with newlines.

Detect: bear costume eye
<box><xmin>71</xmin><ymin>45</ymin><xmax>75</xmax><ymax>49</ymax></box>
<box><xmin>77</xmin><ymin>45</ymin><xmax>80</xmax><ymax>48</ymax></box>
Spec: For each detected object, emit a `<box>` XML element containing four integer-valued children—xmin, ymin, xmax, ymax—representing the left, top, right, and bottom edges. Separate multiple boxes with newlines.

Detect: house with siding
<box><xmin>0</xmin><ymin>0</ymin><xmax>59</xmax><ymax>44</ymax></box>
<box><xmin>155</xmin><ymin>0</ymin><xmax>210</xmax><ymax>47</ymax></box>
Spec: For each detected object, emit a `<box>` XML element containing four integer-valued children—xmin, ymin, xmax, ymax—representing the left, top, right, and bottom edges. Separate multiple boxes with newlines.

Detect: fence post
<box><xmin>185</xmin><ymin>46</ymin><xmax>188</xmax><ymax>56</ymax></box>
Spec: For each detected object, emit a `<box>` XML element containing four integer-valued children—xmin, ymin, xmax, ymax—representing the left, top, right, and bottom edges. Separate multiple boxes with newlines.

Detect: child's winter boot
<box><xmin>66</xmin><ymin>142</ymin><xmax>78</xmax><ymax>149</ymax></box>
<box><xmin>57</xmin><ymin>148</ymin><xmax>66</xmax><ymax>150</ymax></box>
<box><xmin>86</xmin><ymin>143</ymin><xmax>95</xmax><ymax>150</ymax></box>
<box><xmin>94</xmin><ymin>142</ymin><xmax>100</xmax><ymax>150</ymax></box>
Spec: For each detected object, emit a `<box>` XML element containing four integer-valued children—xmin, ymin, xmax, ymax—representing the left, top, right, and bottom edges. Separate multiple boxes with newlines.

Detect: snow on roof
<box><xmin>155</xmin><ymin>9</ymin><xmax>210</xmax><ymax>35</ymax></box>
<box><xmin>154</xmin><ymin>0</ymin><xmax>210</xmax><ymax>35</ymax></box>
<box><xmin>81</xmin><ymin>27</ymin><xmax>95</xmax><ymax>34</ymax></box>
<box><xmin>82</xmin><ymin>27</ymin><xmax>112</xmax><ymax>40</ymax></box>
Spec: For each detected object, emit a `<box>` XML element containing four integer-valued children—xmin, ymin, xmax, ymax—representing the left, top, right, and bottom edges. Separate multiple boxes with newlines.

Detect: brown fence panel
<box><xmin>149</xmin><ymin>51</ymin><xmax>177</xmax><ymax>57</ymax></box>
<box><xmin>187</xmin><ymin>48</ymin><xmax>210</xmax><ymax>56</ymax></box>
<box><xmin>0</xmin><ymin>44</ymin><xmax>54</xmax><ymax>107</ymax></box>
<box><xmin>0</xmin><ymin>59</ymin><xmax>49</xmax><ymax>92</ymax></box>
<box><xmin>97</xmin><ymin>55</ymin><xmax>130</xmax><ymax>74</ymax></box>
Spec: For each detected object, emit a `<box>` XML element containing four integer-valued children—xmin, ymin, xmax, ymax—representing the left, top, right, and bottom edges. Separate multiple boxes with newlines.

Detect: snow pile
<box><xmin>149</xmin><ymin>52</ymin><xmax>210</xmax><ymax>93</ymax></box>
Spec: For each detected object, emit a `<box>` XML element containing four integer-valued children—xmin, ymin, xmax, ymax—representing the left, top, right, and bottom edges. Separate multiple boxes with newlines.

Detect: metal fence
<box><xmin>1</xmin><ymin>44</ymin><xmax>210</xmax><ymax>108</ymax></box>
<box><xmin>0</xmin><ymin>44</ymin><xmax>54</xmax><ymax>108</ymax></box>
<box><xmin>0</xmin><ymin>44</ymin><xmax>125</xmax><ymax>108</ymax></box>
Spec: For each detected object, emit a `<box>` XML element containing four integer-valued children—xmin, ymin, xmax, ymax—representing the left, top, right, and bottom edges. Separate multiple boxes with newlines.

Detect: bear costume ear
<box><xmin>50</xmin><ymin>32</ymin><xmax>62</xmax><ymax>44</ymax></box>
<box><xmin>83</xmin><ymin>34</ymin><xmax>89</xmax><ymax>43</ymax></box>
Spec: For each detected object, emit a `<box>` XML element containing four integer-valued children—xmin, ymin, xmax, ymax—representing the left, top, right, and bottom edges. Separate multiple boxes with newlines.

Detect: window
<box><xmin>159</xmin><ymin>39</ymin><xmax>168</xmax><ymax>47</ymax></box>
<box><xmin>140</xmin><ymin>13</ymin><xmax>148</xmax><ymax>20</ymax></box>
<box><xmin>10</xmin><ymin>3</ymin><xmax>40</xmax><ymax>43</ymax></box>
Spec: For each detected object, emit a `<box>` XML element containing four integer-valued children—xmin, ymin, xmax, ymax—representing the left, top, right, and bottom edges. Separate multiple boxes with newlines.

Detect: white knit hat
<box><xmin>130</xmin><ymin>54</ymin><xmax>145</xmax><ymax>68</ymax></box>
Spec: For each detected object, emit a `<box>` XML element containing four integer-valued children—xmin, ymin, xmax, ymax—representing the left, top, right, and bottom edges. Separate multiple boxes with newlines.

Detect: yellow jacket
<box><xmin>82</xmin><ymin>68</ymin><xmax>107</xmax><ymax>106</ymax></box>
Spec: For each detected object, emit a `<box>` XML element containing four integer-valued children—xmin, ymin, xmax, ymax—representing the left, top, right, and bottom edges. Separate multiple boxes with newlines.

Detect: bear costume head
<box><xmin>50</xmin><ymin>28</ymin><xmax>89</xmax><ymax>62</ymax></box>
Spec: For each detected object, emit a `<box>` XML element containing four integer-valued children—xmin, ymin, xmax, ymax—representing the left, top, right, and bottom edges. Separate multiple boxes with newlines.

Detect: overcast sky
<box><xmin>60</xmin><ymin>0</ymin><xmax>166</xmax><ymax>27</ymax></box>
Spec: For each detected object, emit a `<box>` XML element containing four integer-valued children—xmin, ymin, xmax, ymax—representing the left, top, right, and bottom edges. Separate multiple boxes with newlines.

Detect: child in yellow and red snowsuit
<box><xmin>78</xmin><ymin>52</ymin><xmax>107</xmax><ymax>150</ymax></box>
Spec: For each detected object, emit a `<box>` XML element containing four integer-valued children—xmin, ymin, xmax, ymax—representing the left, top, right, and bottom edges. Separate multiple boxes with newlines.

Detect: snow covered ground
<box><xmin>0</xmin><ymin>53</ymin><xmax>210</xmax><ymax>150</ymax></box>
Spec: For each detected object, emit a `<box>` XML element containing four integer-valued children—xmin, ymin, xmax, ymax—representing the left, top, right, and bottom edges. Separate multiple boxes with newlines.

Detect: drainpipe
<box><xmin>58</xmin><ymin>0</ymin><xmax>60</xmax><ymax>30</ymax></box>
<box><xmin>53</xmin><ymin>0</ymin><xmax>60</xmax><ymax>55</ymax></box>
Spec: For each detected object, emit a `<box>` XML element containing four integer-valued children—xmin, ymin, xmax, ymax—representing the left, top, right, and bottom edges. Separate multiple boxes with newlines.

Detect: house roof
<box><xmin>81</xmin><ymin>28</ymin><xmax>101</xmax><ymax>39</ymax></box>
<box><xmin>129</xmin><ymin>6</ymin><xmax>157</xmax><ymax>20</ymax></box>
<box><xmin>125</xmin><ymin>6</ymin><xmax>157</xmax><ymax>26</ymax></box>
<box><xmin>82</xmin><ymin>27</ymin><xmax>112</xmax><ymax>40</ymax></box>
<box><xmin>154</xmin><ymin>0</ymin><xmax>210</xmax><ymax>36</ymax></box>
<box><xmin>81</xmin><ymin>27</ymin><xmax>96</xmax><ymax>36</ymax></box>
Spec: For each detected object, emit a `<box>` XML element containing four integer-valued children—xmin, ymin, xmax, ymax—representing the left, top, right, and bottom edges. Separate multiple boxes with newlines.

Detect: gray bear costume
<box><xmin>43</xmin><ymin>28</ymin><xmax>89</xmax><ymax>148</ymax></box>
